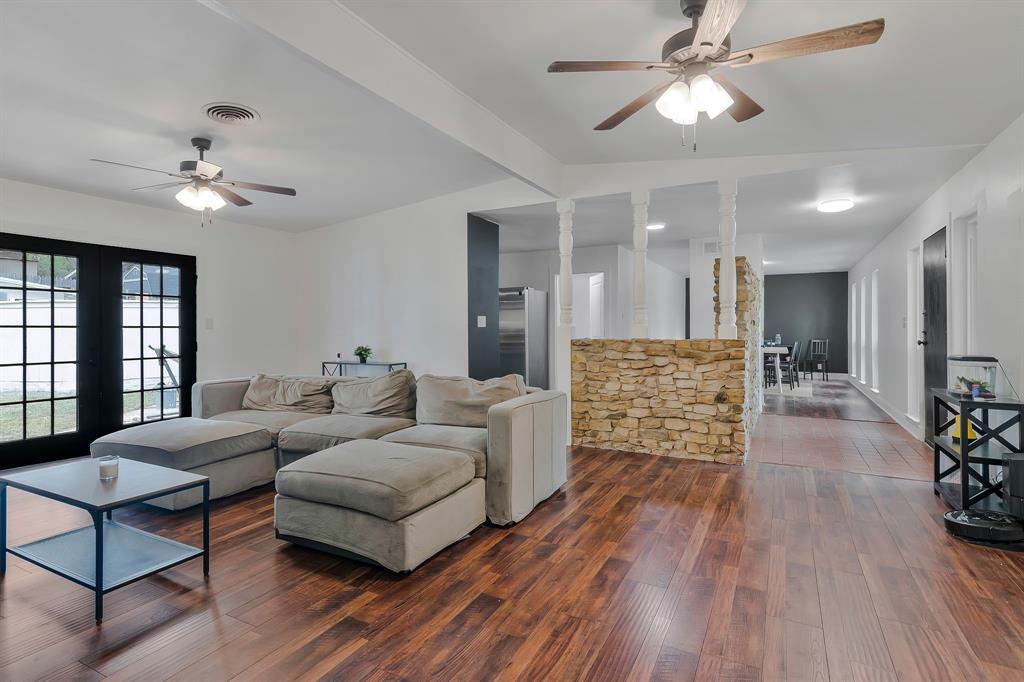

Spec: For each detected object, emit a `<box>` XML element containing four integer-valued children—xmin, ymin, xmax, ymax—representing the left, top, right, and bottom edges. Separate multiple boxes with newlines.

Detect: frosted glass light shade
<box><xmin>655</xmin><ymin>82</ymin><xmax>692</xmax><ymax>121</ymax></box>
<box><xmin>175</xmin><ymin>184</ymin><xmax>225</xmax><ymax>211</ymax></box>
<box><xmin>689</xmin><ymin>74</ymin><xmax>717</xmax><ymax>110</ymax></box>
<box><xmin>703</xmin><ymin>83</ymin><xmax>734</xmax><ymax>119</ymax></box>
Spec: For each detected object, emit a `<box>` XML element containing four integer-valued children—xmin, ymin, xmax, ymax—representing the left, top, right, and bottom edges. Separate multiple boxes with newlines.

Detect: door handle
<box><xmin>917</xmin><ymin>340</ymin><xmax>928</xmax><ymax>346</ymax></box>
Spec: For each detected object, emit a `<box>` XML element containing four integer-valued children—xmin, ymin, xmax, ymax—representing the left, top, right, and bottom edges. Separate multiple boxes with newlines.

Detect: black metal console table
<box><xmin>932</xmin><ymin>389</ymin><xmax>1024</xmax><ymax>512</ymax></box>
<box><xmin>321</xmin><ymin>360</ymin><xmax>407</xmax><ymax>377</ymax></box>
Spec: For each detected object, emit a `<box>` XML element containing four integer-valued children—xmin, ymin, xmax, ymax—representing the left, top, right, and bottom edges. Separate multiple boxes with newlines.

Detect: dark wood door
<box><xmin>922</xmin><ymin>226</ymin><xmax>947</xmax><ymax>444</ymax></box>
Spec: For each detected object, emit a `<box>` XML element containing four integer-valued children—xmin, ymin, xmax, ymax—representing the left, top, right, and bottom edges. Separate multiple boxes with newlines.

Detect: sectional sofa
<box><xmin>92</xmin><ymin>370</ymin><xmax>568</xmax><ymax>571</ymax></box>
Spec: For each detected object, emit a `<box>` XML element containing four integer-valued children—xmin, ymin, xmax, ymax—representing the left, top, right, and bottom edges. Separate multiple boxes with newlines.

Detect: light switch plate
<box><xmin>477</xmin><ymin>315</ymin><xmax>487</xmax><ymax>328</ymax></box>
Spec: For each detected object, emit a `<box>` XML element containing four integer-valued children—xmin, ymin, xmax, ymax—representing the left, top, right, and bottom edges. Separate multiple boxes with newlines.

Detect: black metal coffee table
<box><xmin>0</xmin><ymin>458</ymin><xmax>209</xmax><ymax>623</ymax></box>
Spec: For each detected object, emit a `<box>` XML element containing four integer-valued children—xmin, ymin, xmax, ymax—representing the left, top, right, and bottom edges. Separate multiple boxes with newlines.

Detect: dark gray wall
<box><xmin>764</xmin><ymin>272</ymin><xmax>849</xmax><ymax>373</ymax></box>
<box><xmin>467</xmin><ymin>214</ymin><xmax>500</xmax><ymax>379</ymax></box>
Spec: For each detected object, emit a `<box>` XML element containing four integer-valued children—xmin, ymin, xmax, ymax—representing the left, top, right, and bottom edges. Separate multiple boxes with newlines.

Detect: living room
<box><xmin>2</xmin><ymin>0</ymin><xmax>1024</xmax><ymax>680</ymax></box>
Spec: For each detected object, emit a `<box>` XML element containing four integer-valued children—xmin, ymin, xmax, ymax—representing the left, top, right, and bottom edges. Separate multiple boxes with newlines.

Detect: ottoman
<box><xmin>90</xmin><ymin>417</ymin><xmax>275</xmax><ymax>510</ymax></box>
<box><xmin>274</xmin><ymin>439</ymin><xmax>485</xmax><ymax>572</ymax></box>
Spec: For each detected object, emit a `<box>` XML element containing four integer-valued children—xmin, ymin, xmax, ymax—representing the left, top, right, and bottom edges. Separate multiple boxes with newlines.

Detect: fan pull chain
<box><xmin>692</xmin><ymin>124</ymin><xmax>697</xmax><ymax>153</ymax></box>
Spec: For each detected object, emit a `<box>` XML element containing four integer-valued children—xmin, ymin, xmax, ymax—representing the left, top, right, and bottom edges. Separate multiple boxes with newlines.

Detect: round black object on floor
<box><xmin>944</xmin><ymin>510</ymin><xmax>1024</xmax><ymax>543</ymax></box>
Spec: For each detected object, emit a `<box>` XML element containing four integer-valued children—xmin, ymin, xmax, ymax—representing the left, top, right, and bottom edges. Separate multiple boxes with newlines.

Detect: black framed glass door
<box><xmin>0</xmin><ymin>234</ymin><xmax>195</xmax><ymax>468</ymax></box>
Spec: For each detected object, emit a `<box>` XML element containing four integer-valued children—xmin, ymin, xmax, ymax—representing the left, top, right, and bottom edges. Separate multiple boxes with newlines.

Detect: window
<box><xmin>871</xmin><ymin>269</ymin><xmax>879</xmax><ymax>391</ymax></box>
<box><xmin>0</xmin><ymin>250</ymin><xmax>79</xmax><ymax>441</ymax></box>
<box><xmin>859</xmin><ymin>277</ymin><xmax>867</xmax><ymax>384</ymax></box>
<box><xmin>850</xmin><ymin>282</ymin><xmax>858</xmax><ymax>378</ymax></box>
<box><xmin>907</xmin><ymin>247</ymin><xmax>921</xmax><ymax>421</ymax></box>
<box><xmin>120</xmin><ymin>262</ymin><xmax>182</xmax><ymax>424</ymax></box>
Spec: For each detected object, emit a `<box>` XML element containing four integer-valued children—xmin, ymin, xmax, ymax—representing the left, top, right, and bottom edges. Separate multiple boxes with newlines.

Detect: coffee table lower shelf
<box><xmin>9</xmin><ymin>520</ymin><xmax>203</xmax><ymax>593</ymax></box>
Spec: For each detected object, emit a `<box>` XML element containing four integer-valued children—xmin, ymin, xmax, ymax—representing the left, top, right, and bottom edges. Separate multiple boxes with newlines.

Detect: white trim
<box><xmin>848</xmin><ymin>378</ymin><xmax>925</xmax><ymax>441</ymax></box>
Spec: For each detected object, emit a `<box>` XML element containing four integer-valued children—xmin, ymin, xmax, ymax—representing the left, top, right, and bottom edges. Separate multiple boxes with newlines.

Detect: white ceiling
<box><xmin>0</xmin><ymin>1</ymin><xmax>508</xmax><ymax>231</ymax></box>
<box><xmin>481</xmin><ymin>145</ymin><xmax>982</xmax><ymax>275</ymax></box>
<box><xmin>343</xmin><ymin>0</ymin><xmax>1024</xmax><ymax>164</ymax></box>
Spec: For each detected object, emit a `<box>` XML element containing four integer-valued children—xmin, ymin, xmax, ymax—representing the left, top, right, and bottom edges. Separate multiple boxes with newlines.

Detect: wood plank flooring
<box><xmin>2</xmin><ymin>415</ymin><xmax>1022</xmax><ymax>681</ymax></box>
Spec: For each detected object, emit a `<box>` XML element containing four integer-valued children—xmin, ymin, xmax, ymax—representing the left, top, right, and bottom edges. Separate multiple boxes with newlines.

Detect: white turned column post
<box><xmin>555</xmin><ymin>199</ymin><xmax>575</xmax><ymax>444</ymax></box>
<box><xmin>631</xmin><ymin>189</ymin><xmax>650</xmax><ymax>338</ymax></box>
<box><xmin>717</xmin><ymin>179</ymin><xmax>738</xmax><ymax>340</ymax></box>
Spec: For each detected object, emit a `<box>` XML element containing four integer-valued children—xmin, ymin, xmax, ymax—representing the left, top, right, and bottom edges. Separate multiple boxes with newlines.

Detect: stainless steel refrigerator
<box><xmin>498</xmin><ymin>287</ymin><xmax>548</xmax><ymax>389</ymax></box>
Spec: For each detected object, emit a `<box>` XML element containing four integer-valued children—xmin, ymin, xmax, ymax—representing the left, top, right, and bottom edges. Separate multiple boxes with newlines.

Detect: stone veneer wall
<box><xmin>571</xmin><ymin>339</ymin><xmax>746</xmax><ymax>464</ymax></box>
<box><xmin>714</xmin><ymin>256</ymin><xmax>763</xmax><ymax>442</ymax></box>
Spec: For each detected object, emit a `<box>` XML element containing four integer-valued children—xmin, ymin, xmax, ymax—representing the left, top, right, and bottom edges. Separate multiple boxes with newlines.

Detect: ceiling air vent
<box><xmin>203</xmin><ymin>102</ymin><xmax>261</xmax><ymax>125</ymax></box>
<box><xmin>702</xmin><ymin>239</ymin><xmax>720</xmax><ymax>256</ymax></box>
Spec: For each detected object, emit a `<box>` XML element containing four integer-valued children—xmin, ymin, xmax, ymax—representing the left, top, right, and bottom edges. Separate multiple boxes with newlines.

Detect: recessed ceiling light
<box><xmin>646</xmin><ymin>223</ymin><xmax>666</xmax><ymax>230</ymax></box>
<box><xmin>817</xmin><ymin>198</ymin><xmax>855</xmax><ymax>213</ymax></box>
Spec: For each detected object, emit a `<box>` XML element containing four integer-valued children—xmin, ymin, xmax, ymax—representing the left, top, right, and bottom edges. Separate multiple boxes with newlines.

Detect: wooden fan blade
<box><xmin>90</xmin><ymin>159</ymin><xmax>186</xmax><ymax>178</ymax></box>
<box><xmin>595</xmin><ymin>81</ymin><xmax>672</xmax><ymax>131</ymax></box>
<box><xmin>211</xmin><ymin>185</ymin><xmax>252</xmax><ymax>207</ymax></box>
<box><xmin>712</xmin><ymin>75</ymin><xmax>764</xmax><ymax>122</ymax></box>
<box><xmin>217</xmin><ymin>180</ymin><xmax>296</xmax><ymax>196</ymax></box>
<box><xmin>131</xmin><ymin>181</ymin><xmax>190</xmax><ymax>191</ymax></box>
<box><xmin>692</xmin><ymin>0</ymin><xmax>747</xmax><ymax>60</ymax></box>
<box><xmin>726</xmin><ymin>18</ymin><xmax>884</xmax><ymax>67</ymax></box>
<box><xmin>548</xmin><ymin>61</ymin><xmax>672</xmax><ymax>72</ymax></box>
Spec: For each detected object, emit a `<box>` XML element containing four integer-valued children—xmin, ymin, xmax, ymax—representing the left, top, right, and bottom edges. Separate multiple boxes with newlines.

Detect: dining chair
<box><xmin>780</xmin><ymin>340</ymin><xmax>801</xmax><ymax>390</ymax></box>
<box><xmin>808</xmin><ymin>338</ymin><xmax>830</xmax><ymax>381</ymax></box>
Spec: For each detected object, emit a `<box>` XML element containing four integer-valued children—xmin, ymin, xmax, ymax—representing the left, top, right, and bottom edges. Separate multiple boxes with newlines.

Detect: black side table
<box><xmin>0</xmin><ymin>458</ymin><xmax>209</xmax><ymax>623</ymax></box>
<box><xmin>932</xmin><ymin>389</ymin><xmax>1024</xmax><ymax>511</ymax></box>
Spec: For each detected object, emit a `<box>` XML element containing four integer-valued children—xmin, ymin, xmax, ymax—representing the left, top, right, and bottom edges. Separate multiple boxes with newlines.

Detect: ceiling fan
<box><xmin>90</xmin><ymin>137</ymin><xmax>296</xmax><ymax>224</ymax></box>
<box><xmin>548</xmin><ymin>0</ymin><xmax>884</xmax><ymax>141</ymax></box>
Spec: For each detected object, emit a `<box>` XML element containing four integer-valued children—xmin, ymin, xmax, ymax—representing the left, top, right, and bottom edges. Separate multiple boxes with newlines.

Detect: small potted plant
<box><xmin>354</xmin><ymin>345</ymin><xmax>373</xmax><ymax>364</ymax></box>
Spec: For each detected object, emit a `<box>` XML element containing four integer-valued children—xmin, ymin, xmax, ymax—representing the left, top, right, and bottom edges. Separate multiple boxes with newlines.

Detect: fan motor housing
<box><xmin>661</xmin><ymin>28</ymin><xmax>731</xmax><ymax>64</ymax></box>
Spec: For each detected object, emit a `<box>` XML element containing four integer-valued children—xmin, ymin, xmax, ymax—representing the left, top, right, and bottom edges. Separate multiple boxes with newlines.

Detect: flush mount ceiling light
<box><xmin>646</xmin><ymin>223</ymin><xmax>666</xmax><ymax>230</ymax></box>
<box><xmin>817</xmin><ymin>198</ymin><xmax>855</xmax><ymax>213</ymax></box>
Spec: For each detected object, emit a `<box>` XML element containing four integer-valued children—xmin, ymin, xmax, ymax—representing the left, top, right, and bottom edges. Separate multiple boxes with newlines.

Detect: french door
<box><xmin>0</xmin><ymin>234</ymin><xmax>195</xmax><ymax>468</ymax></box>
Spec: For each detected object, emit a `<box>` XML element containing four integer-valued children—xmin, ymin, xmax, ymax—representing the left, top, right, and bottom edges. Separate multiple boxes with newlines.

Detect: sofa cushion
<box><xmin>331</xmin><ymin>369</ymin><xmax>416</xmax><ymax>418</ymax></box>
<box><xmin>90</xmin><ymin>417</ymin><xmax>272</xmax><ymax>470</ymax></box>
<box><xmin>415</xmin><ymin>374</ymin><xmax>526</xmax><ymax>428</ymax></box>
<box><xmin>210</xmin><ymin>409</ymin><xmax>320</xmax><ymax>444</ymax></box>
<box><xmin>381</xmin><ymin>424</ymin><xmax>487</xmax><ymax>478</ymax></box>
<box><xmin>242</xmin><ymin>374</ymin><xmax>333</xmax><ymax>414</ymax></box>
<box><xmin>275</xmin><ymin>440</ymin><xmax>474</xmax><ymax>521</ymax></box>
<box><xmin>279</xmin><ymin>414</ymin><xmax>416</xmax><ymax>455</ymax></box>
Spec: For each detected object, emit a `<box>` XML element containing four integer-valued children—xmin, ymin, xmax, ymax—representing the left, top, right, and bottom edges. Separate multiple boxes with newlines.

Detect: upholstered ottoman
<box><xmin>274</xmin><ymin>439</ymin><xmax>485</xmax><ymax>572</ymax></box>
<box><xmin>90</xmin><ymin>417</ymin><xmax>275</xmax><ymax>510</ymax></box>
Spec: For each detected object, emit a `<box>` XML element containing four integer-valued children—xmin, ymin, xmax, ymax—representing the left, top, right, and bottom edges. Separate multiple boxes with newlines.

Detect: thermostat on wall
<box><xmin>477</xmin><ymin>315</ymin><xmax>487</xmax><ymax>328</ymax></box>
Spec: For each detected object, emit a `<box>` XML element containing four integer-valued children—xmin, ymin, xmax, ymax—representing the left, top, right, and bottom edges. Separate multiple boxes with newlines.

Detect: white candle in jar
<box><xmin>98</xmin><ymin>456</ymin><xmax>119</xmax><ymax>480</ymax></box>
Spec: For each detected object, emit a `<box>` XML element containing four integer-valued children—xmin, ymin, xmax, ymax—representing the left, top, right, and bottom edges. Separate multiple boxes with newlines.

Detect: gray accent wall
<box><xmin>764</xmin><ymin>272</ymin><xmax>849</xmax><ymax>373</ymax></box>
<box><xmin>467</xmin><ymin>214</ymin><xmax>500</xmax><ymax>379</ymax></box>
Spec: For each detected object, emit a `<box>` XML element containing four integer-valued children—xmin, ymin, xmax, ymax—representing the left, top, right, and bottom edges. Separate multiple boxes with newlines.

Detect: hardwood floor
<box><xmin>764</xmin><ymin>379</ymin><xmax>894</xmax><ymax>422</ymax></box>
<box><xmin>2</xmin><ymin>417</ymin><xmax>1022</xmax><ymax>681</ymax></box>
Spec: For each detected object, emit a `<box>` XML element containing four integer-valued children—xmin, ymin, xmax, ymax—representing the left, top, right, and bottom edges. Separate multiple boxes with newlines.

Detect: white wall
<box><xmin>293</xmin><ymin>178</ymin><xmax>548</xmax><ymax>377</ymax></box>
<box><xmin>0</xmin><ymin>178</ymin><xmax>300</xmax><ymax>379</ymax></box>
<box><xmin>688</xmin><ymin>233</ymin><xmax>764</xmax><ymax>338</ymax></box>
<box><xmin>849</xmin><ymin>114</ymin><xmax>1024</xmax><ymax>438</ymax></box>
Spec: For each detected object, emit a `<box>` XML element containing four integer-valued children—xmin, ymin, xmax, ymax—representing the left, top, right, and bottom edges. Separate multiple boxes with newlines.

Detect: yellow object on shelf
<box><xmin>950</xmin><ymin>414</ymin><xmax>977</xmax><ymax>441</ymax></box>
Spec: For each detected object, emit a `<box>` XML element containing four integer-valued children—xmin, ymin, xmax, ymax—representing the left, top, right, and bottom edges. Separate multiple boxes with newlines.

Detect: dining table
<box><xmin>763</xmin><ymin>346</ymin><xmax>791</xmax><ymax>395</ymax></box>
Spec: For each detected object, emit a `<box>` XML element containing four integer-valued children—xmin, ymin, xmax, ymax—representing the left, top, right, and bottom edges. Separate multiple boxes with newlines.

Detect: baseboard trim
<box><xmin>848</xmin><ymin>379</ymin><xmax>925</xmax><ymax>441</ymax></box>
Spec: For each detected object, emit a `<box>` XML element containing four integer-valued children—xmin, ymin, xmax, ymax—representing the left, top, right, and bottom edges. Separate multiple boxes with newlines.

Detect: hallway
<box><xmin>763</xmin><ymin>379</ymin><xmax>893</xmax><ymax>423</ymax></box>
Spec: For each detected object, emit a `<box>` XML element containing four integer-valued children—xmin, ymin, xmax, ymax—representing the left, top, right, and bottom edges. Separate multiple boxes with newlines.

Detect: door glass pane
<box><xmin>123</xmin><ymin>360</ymin><xmax>141</xmax><ymax>391</ymax></box>
<box><xmin>25</xmin><ymin>291</ymin><xmax>51</xmax><ymax>326</ymax></box>
<box><xmin>26</xmin><ymin>328</ymin><xmax>51</xmax><ymax>363</ymax></box>
<box><xmin>122</xmin><ymin>327</ymin><xmax>140</xmax><ymax>359</ymax></box>
<box><xmin>163</xmin><ymin>358</ymin><xmax>180</xmax><ymax>388</ymax></box>
<box><xmin>143</xmin><ymin>359</ymin><xmax>161</xmax><ymax>389</ymax></box>
<box><xmin>143</xmin><ymin>264</ymin><xmax>161</xmax><ymax>296</ymax></box>
<box><xmin>122</xmin><ymin>263</ymin><xmax>140</xmax><ymax>294</ymax></box>
<box><xmin>0</xmin><ymin>251</ymin><xmax>25</xmax><ymax>286</ymax></box>
<box><xmin>26</xmin><ymin>364</ymin><xmax>51</xmax><ymax>400</ymax></box>
<box><xmin>164</xmin><ymin>330</ymin><xmax>180</xmax><ymax>356</ymax></box>
<box><xmin>27</xmin><ymin>253</ymin><xmax>51</xmax><ymax>288</ymax></box>
<box><xmin>54</xmin><ymin>327</ymin><xmax>76</xmax><ymax>362</ymax></box>
<box><xmin>123</xmin><ymin>392</ymin><xmax>141</xmax><ymax>425</ymax></box>
<box><xmin>0</xmin><ymin>365</ymin><xmax>22</xmax><ymax>403</ymax></box>
<box><xmin>26</xmin><ymin>400</ymin><xmax>51</xmax><ymax>438</ymax></box>
<box><xmin>54</xmin><ymin>292</ymin><xmax>77</xmax><ymax>325</ymax></box>
<box><xmin>143</xmin><ymin>389</ymin><xmax>161</xmax><ymax>422</ymax></box>
<box><xmin>162</xmin><ymin>389</ymin><xmax>180</xmax><ymax>418</ymax></box>
<box><xmin>122</xmin><ymin>295</ymin><xmax>141</xmax><ymax>326</ymax></box>
<box><xmin>143</xmin><ymin>327</ymin><xmax>161</xmax><ymax>357</ymax></box>
<box><xmin>54</xmin><ymin>256</ymin><xmax>77</xmax><ymax>290</ymax></box>
<box><xmin>54</xmin><ymin>363</ymin><xmax>76</xmax><ymax>398</ymax></box>
<box><xmin>54</xmin><ymin>399</ymin><xmax>76</xmax><ymax>433</ymax></box>
<box><xmin>162</xmin><ymin>298</ymin><xmax>179</xmax><ymax>327</ymax></box>
<box><xmin>142</xmin><ymin>296</ymin><xmax>160</xmax><ymax>326</ymax></box>
<box><xmin>163</xmin><ymin>266</ymin><xmax>180</xmax><ymax>296</ymax></box>
<box><xmin>0</xmin><ymin>404</ymin><xmax>22</xmax><ymax>442</ymax></box>
<box><xmin>0</xmin><ymin>288</ymin><xmax>23</xmax><ymax>325</ymax></box>
<box><xmin>0</xmin><ymin>328</ymin><xmax>22</xmax><ymax>364</ymax></box>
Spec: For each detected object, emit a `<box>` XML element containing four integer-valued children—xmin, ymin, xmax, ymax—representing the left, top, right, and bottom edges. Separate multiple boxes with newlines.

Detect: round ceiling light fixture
<box><xmin>817</xmin><ymin>198</ymin><xmax>855</xmax><ymax>213</ymax></box>
<box><xmin>646</xmin><ymin>223</ymin><xmax>666</xmax><ymax>231</ymax></box>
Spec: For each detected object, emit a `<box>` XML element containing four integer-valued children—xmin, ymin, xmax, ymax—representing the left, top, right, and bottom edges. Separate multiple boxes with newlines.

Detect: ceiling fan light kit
<box><xmin>547</xmin><ymin>0</ymin><xmax>884</xmax><ymax>151</ymax></box>
<box><xmin>90</xmin><ymin>136</ymin><xmax>296</xmax><ymax>226</ymax></box>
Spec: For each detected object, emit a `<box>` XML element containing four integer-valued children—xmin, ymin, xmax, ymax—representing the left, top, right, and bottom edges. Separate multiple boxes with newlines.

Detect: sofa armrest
<box><xmin>191</xmin><ymin>377</ymin><xmax>251</xmax><ymax>418</ymax></box>
<box><xmin>486</xmin><ymin>390</ymin><xmax>568</xmax><ymax>526</ymax></box>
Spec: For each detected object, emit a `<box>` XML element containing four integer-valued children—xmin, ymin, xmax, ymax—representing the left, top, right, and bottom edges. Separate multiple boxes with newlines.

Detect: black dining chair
<box><xmin>808</xmin><ymin>338</ymin><xmax>830</xmax><ymax>381</ymax></box>
<box><xmin>779</xmin><ymin>340</ymin><xmax>801</xmax><ymax>390</ymax></box>
<box><xmin>763</xmin><ymin>352</ymin><xmax>777</xmax><ymax>388</ymax></box>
